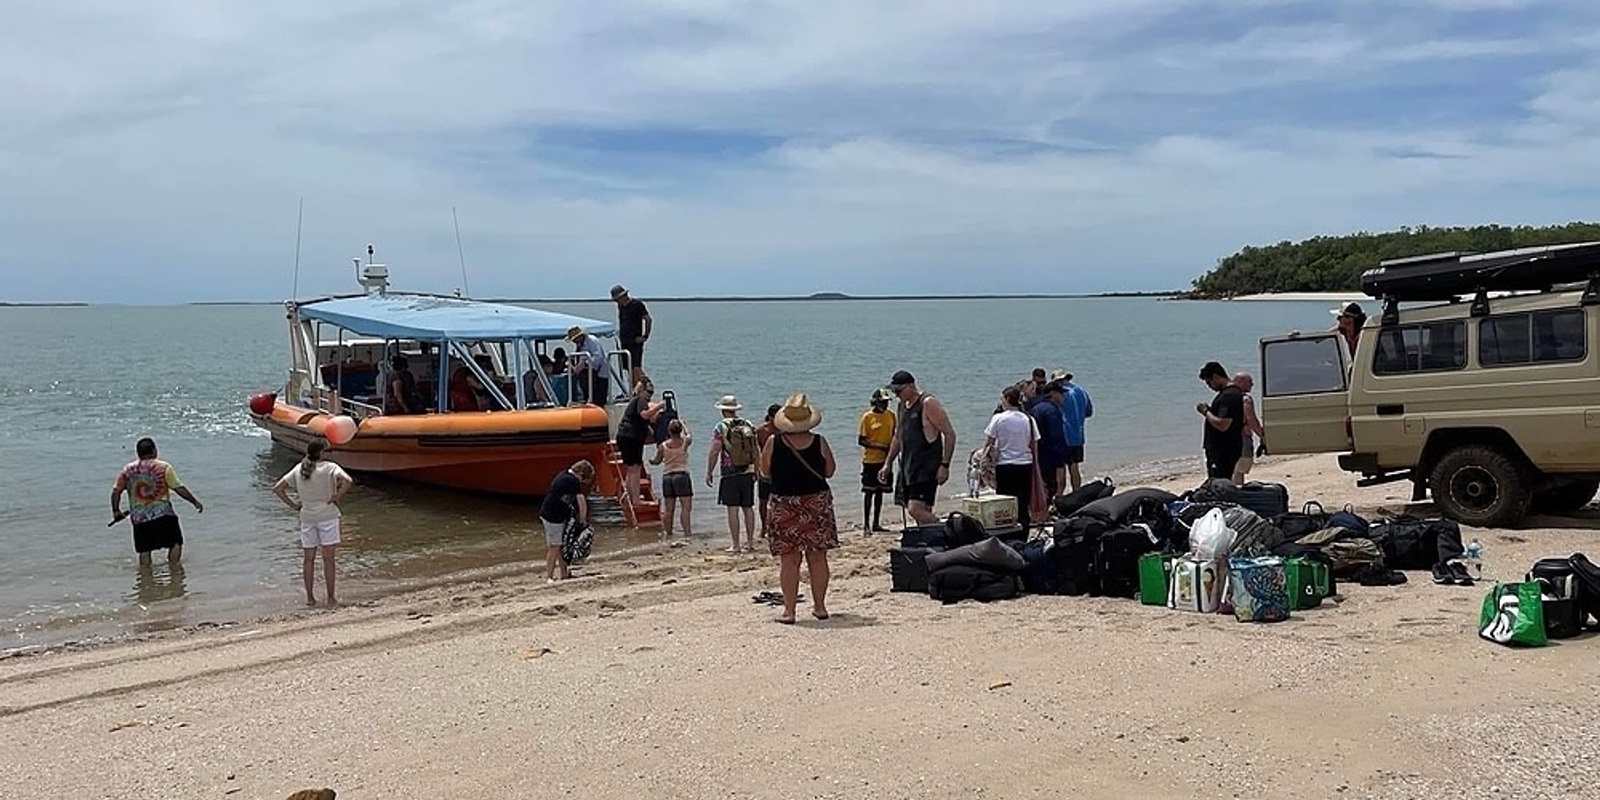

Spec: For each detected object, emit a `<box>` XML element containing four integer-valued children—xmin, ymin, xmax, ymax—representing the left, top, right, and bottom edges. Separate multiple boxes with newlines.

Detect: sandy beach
<box><xmin>5</xmin><ymin>453</ymin><xmax>1600</xmax><ymax>799</ymax></box>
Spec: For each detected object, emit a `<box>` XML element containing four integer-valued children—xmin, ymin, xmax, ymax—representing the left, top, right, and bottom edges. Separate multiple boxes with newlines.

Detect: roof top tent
<box><xmin>1361</xmin><ymin>242</ymin><xmax>1600</xmax><ymax>323</ymax></box>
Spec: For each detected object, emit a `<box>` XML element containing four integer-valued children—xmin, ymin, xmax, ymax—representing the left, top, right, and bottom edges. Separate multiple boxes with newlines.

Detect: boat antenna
<box><xmin>291</xmin><ymin>196</ymin><xmax>304</xmax><ymax>300</ymax></box>
<box><xmin>452</xmin><ymin>206</ymin><xmax>472</xmax><ymax>298</ymax></box>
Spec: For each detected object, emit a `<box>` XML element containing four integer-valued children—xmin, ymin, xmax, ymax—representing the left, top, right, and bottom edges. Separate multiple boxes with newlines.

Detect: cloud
<box><xmin>0</xmin><ymin>0</ymin><xmax>1597</xmax><ymax>301</ymax></box>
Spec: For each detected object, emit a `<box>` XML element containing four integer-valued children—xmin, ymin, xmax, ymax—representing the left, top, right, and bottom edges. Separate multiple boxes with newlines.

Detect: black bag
<box><xmin>1096</xmin><ymin>524</ymin><xmax>1165</xmax><ymax>599</ymax></box>
<box><xmin>924</xmin><ymin>537</ymin><xmax>1027</xmax><ymax>574</ymax></box>
<box><xmin>1235</xmin><ymin>481</ymin><xmax>1290</xmax><ymax>520</ymax></box>
<box><xmin>900</xmin><ymin>523</ymin><xmax>949</xmax><ymax>549</ymax></box>
<box><xmin>1526</xmin><ymin>557</ymin><xmax>1583</xmax><ymax>639</ymax></box>
<box><xmin>944</xmin><ymin>511</ymin><xmax>990</xmax><ymax>548</ymax></box>
<box><xmin>1327</xmin><ymin>508</ymin><xmax>1370</xmax><ymax>537</ymax></box>
<box><xmin>1273</xmin><ymin>502</ymin><xmax>1330</xmax><ymax>541</ymax></box>
<box><xmin>1017</xmin><ymin>538</ymin><xmax>1058</xmax><ymax>595</ymax></box>
<box><xmin>1369</xmin><ymin>516</ymin><xmax>1465</xmax><ymax>569</ymax></box>
<box><xmin>1049</xmin><ymin>515</ymin><xmax>1110</xmax><ymax>596</ymax></box>
<box><xmin>890</xmin><ymin>547</ymin><xmax>942</xmax><ymax>593</ymax></box>
<box><xmin>1188</xmin><ymin>477</ymin><xmax>1239</xmax><ymax>504</ymax></box>
<box><xmin>1053</xmin><ymin>479</ymin><xmax>1115</xmax><ymax>517</ymax></box>
<box><xmin>927</xmin><ymin>564</ymin><xmax>1022</xmax><ymax>604</ymax></box>
<box><xmin>985</xmin><ymin>524</ymin><xmax>1028</xmax><ymax>545</ymax></box>
<box><xmin>560</xmin><ymin>519</ymin><xmax>593</xmax><ymax>565</ymax></box>
<box><xmin>650</xmin><ymin>390</ymin><xmax>680</xmax><ymax>444</ymax></box>
<box><xmin>1562</xmin><ymin>553</ymin><xmax>1600</xmax><ymax>629</ymax></box>
<box><xmin>1079</xmin><ymin>488</ymin><xmax>1178</xmax><ymax>551</ymax></box>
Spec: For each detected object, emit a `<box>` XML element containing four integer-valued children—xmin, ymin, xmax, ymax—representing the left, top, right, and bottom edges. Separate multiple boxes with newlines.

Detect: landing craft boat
<box><xmin>247</xmin><ymin>248</ymin><xmax>659</xmax><ymax>521</ymax></box>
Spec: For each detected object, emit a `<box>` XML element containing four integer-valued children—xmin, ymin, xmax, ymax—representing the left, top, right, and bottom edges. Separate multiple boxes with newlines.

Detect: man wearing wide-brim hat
<box><xmin>565</xmin><ymin>326</ymin><xmax>609</xmax><ymax>405</ymax></box>
<box><xmin>1330</xmin><ymin>302</ymin><xmax>1367</xmax><ymax>356</ymax></box>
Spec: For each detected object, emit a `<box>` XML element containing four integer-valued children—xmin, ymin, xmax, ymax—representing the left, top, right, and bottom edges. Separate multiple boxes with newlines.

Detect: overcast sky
<box><xmin>2</xmin><ymin>1</ymin><xmax>1597</xmax><ymax>302</ymax></box>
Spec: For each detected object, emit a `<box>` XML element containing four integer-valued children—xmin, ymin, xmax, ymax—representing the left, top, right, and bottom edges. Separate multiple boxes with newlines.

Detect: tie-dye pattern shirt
<box><xmin>114</xmin><ymin>459</ymin><xmax>183</xmax><ymax>524</ymax></box>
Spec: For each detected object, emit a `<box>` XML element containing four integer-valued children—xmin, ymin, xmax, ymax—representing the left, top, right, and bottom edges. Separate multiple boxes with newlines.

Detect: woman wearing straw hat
<box><xmin>759</xmin><ymin>393</ymin><xmax>839</xmax><ymax>623</ymax></box>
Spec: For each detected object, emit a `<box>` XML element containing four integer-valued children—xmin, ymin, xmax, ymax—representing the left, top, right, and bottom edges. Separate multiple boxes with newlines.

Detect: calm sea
<box><xmin>0</xmin><ymin>296</ymin><xmax>1337</xmax><ymax>648</ymax></box>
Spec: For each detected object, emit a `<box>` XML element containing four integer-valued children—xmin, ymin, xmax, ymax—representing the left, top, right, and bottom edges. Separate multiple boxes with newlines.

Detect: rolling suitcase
<box><xmin>1236</xmin><ymin>481</ymin><xmax>1290</xmax><ymax>520</ymax></box>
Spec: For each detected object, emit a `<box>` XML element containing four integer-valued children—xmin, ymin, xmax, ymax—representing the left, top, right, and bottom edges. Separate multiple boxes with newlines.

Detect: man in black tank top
<box><xmin>879</xmin><ymin>370</ymin><xmax>957</xmax><ymax>525</ymax></box>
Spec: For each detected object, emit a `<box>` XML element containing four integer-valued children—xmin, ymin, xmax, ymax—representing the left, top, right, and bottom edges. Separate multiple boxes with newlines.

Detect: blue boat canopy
<box><xmin>297</xmin><ymin>294</ymin><xmax>616</xmax><ymax>341</ymax></box>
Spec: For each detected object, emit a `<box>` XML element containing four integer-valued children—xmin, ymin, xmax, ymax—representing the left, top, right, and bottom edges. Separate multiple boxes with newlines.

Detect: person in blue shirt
<box><xmin>1031</xmin><ymin>383</ymin><xmax>1069</xmax><ymax>503</ymax></box>
<box><xmin>1055</xmin><ymin>370</ymin><xmax>1094</xmax><ymax>493</ymax></box>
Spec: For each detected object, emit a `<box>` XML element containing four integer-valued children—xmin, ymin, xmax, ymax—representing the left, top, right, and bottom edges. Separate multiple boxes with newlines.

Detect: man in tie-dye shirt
<box><xmin>112</xmin><ymin>437</ymin><xmax>204</xmax><ymax>566</ymax></box>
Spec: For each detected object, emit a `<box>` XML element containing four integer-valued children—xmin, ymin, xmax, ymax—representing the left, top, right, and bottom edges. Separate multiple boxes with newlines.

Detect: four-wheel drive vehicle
<box><xmin>1260</xmin><ymin>242</ymin><xmax>1600</xmax><ymax>528</ymax></box>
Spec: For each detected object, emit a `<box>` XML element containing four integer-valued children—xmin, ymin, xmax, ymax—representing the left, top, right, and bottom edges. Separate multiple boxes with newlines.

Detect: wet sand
<box><xmin>4</xmin><ymin>453</ymin><xmax>1600</xmax><ymax>799</ymax></box>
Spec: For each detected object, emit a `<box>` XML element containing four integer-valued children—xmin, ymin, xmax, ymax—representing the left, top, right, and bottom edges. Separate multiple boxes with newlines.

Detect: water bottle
<box><xmin>1465</xmin><ymin>538</ymin><xmax>1484</xmax><ymax>579</ymax></box>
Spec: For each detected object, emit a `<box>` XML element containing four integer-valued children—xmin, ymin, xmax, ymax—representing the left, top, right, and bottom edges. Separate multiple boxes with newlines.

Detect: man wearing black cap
<box><xmin>1196</xmin><ymin>362</ymin><xmax>1245</xmax><ymax>480</ymax></box>
<box><xmin>880</xmin><ymin>371</ymin><xmax>956</xmax><ymax>525</ymax></box>
<box><xmin>611</xmin><ymin>284</ymin><xmax>651</xmax><ymax>386</ymax></box>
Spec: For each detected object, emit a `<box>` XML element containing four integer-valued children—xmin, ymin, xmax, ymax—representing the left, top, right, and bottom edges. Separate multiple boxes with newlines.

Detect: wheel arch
<box><xmin>1417</xmin><ymin>427</ymin><xmax>1537</xmax><ymax>484</ymax></box>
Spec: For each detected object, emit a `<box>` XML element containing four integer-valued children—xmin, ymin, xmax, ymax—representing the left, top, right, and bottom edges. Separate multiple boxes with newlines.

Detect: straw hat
<box><xmin>713</xmin><ymin>395</ymin><xmax>743</xmax><ymax>411</ymax></box>
<box><xmin>1050</xmin><ymin>368</ymin><xmax>1072</xmax><ymax>382</ymax></box>
<box><xmin>565</xmin><ymin>326</ymin><xmax>585</xmax><ymax>341</ymax></box>
<box><xmin>773</xmin><ymin>393</ymin><xmax>822</xmax><ymax>433</ymax></box>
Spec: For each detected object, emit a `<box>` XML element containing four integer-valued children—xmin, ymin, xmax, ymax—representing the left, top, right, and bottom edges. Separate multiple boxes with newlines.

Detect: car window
<box><xmin>1373</xmin><ymin>321</ymin><xmax>1467</xmax><ymax>375</ymax></box>
<box><xmin>1263</xmin><ymin>336</ymin><xmax>1347</xmax><ymax>396</ymax></box>
<box><xmin>1482</xmin><ymin>308</ymin><xmax>1587</xmax><ymax>366</ymax></box>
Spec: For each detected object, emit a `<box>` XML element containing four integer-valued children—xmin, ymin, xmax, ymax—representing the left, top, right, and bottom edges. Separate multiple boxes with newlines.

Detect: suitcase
<box><xmin>900</xmin><ymin>524</ymin><xmax>949</xmax><ymax>549</ymax></box>
<box><xmin>1236</xmin><ymin>481</ymin><xmax>1290</xmax><ymax>520</ymax></box>
<box><xmin>1097</xmin><ymin>525</ymin><xmax>1164</xmax><ymax>599</ymax></box>
<box><xmin>890</xmin><ymin>547</ymin><xmax>942</xmax><ymax>593</ymax></box>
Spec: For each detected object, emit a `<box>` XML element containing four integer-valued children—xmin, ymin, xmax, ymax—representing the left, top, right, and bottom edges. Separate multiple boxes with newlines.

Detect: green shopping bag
<box><xmin>1478</xmin><ymin>582</ymin><xmax>1548</xmax><ymax>647</ymax></box>
<box><xmin>1138</xmin><ymin>552</ymin><xmax>1175</xmax><ymax>606</ymax></box>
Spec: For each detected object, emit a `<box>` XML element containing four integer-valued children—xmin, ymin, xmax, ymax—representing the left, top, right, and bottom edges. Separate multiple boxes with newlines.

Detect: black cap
<box><xmin>889</xmin><ymin>370</ymin><xmax>915</xmax><ymax>387</ymax></box>
<box><xmin>1031</xmin><ymin>367</ymin><xmax>1046</xmax><ymax>380</ymax></box>
<box><xmin>1199</xmin><ymin>361</ymin><xmax>1228</xmax><ymax>380</ymax></box>
<box><xmin>1045</xmin><ymin>381</ymin><xmax>1065</xmax><ymax>395</ymax></box>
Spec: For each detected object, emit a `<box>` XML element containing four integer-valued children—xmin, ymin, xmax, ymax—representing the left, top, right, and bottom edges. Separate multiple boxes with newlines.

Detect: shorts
<box><xmin>622</xmin><ymin>342</ymin><xmax>644</xmax><ymax>370</ymax></box>
<box><xmin>718</xmin><ymin>471</ymin><xmax>756</xmax><ymax>507</ymax></box>
<box><xmin>132</xmin><ymin>514</ymin><xmax>183</xmax><ymax>553</ymax></box>
<box><xmin>861</xmin><ymin>462</ymin><xmax>891</xmax><ymax>492</ymax></box>
<box><xmin>541</xmin><ymin>519</ymin><xmax>566</xmax><ymax>547</ymax></box>
<box><xmin>1234</xmin><ymin>454</ymin><xmax>1254</xmax><ymax>476</ymax></box>
<box><xmin>298</xmin><ymin>518</ymin><xmax>342</xmax><ymax>548</ymax></box>
<box><xmin>1205</xmin><ymin>449</ymin><xmax>1241</xmax><ymax>480</ymax></box>
<box><xmin>1065</xmin><ymin>445</ymin><xmax>1085</xmax><ymax>465</ymax></box>
<box><xmin>662</xmin><ymin>471</ymin><xmax>693</xmax><ymax>498</ymax></box>
<box><xmin>898</xmin><ymin>479</ymin><xmax>938</xmax><ymax>507</ymax></box>
<box><xmin>758</xmin><ymin>477</ymin><xmax>773</xmax><ymax>502</ymax></box>
<box><xmin>617</xmin><ymin>436</ymin><xmax>646</xmax><ymax>467</ymax></box>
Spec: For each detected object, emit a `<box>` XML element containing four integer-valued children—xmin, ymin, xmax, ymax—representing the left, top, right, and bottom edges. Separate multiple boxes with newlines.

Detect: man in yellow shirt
<box><xmin>858</xmin><ymin>388</ymin><xmax>897</xmax><ymax>532</ymax></box>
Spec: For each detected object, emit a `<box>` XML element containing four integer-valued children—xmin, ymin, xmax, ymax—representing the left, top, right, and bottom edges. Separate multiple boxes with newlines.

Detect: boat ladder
<box><xmin>606</xmin><ymin>443</ymin><xmax>662</xmax><ymax>527</ymax></box>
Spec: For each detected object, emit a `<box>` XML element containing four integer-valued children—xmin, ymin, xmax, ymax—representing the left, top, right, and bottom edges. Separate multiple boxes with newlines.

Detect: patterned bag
<box><xmin>561</xmin><ymin>518</ymin><xmax>593</xmax><ymax>565</ymax></box>
<box><xmin>1227</xmin><ymin>556</ymin><xmax>1292</xmax><ymax>623</ymax></box>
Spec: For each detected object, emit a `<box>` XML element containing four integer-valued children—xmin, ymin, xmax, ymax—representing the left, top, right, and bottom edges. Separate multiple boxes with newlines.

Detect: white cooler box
<box><xmin>960</xmin><ymin>494</ymin><xmax>1017</xmax><ymax>528</ymax></box>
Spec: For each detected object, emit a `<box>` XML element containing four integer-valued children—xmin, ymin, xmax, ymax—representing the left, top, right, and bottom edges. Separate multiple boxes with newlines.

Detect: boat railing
<box><xmin>300</xmin><ymin>384</ymin><xmax>382</xmax><ymax>420</ymax></box>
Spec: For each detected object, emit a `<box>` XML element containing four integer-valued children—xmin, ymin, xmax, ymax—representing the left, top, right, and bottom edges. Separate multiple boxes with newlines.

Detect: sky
<box><xmin>2</xmin><ymin>1</ymin><xmax>1598</xmax><ymax>303</ymax></box>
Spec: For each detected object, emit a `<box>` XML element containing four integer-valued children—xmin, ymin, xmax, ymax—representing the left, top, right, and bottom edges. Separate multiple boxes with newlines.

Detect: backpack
<box><xmin>560</xmin><ymin>518</ymin><xmax>593</xmax><ymax>565</ymax></box>
<box><xmin>1049</xmin><ymin>515</ymin><xmax>1111</xmax><ymax>596</ymax></box>
<box><xmin>721</xmin><ymin>417</ymin><xmax>759</xmax><ymax>468</ymax></box>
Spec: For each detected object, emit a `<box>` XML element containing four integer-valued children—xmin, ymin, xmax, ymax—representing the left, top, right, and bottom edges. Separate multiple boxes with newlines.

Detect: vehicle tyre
<box><xmin>1428</xmin><ymin>445</ymin><xmax>1531</xmax><ymax>528</ymax></box>
<box><xmin>1531</xmin><ymin>480</ymin><xmax>1600</xmax><ymax>515</ymax></box>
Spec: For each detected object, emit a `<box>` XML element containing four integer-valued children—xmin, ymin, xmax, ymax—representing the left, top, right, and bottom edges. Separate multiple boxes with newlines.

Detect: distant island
<box><xmin>0</xmin><ymin>301</ymin><xmax>88</xmax><ymax>307</ymax></box>
<box><xmin>502</xmin><ymin>290</ymin><xmax>1182</xmax><ymax>303</ymax></box>
<box><xmin>1188</xmin><ymin>221</ymin><xmax>1600</xmax><ymax>298</ymax></box>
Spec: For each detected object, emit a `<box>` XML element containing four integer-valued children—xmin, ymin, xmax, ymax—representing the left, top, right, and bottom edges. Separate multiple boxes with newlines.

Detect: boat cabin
<box><xmin>284</xmin><ymin>292</ymin><xmax>634</xmax><ymax>426</ymax></box>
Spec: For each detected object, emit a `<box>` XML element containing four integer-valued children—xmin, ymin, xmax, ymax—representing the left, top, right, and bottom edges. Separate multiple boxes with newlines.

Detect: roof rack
<box><xmin>1360</xmin><ymin>241</ymin><xmax>1600</xmax><ymax>304</ymax></box>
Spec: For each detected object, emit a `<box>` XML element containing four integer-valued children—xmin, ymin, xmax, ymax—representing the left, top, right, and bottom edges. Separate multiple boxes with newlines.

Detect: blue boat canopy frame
<box><xmin>296</xmin><ymin>294</ymin><xmax>616</xmax><ymax>341</ymax></box>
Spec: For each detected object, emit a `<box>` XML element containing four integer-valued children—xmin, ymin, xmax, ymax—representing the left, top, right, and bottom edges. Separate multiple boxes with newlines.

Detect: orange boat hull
<box><xmin>251</xmin><ymin>403</ymin><xmax>621</xmax><ymax>498</ymax></box>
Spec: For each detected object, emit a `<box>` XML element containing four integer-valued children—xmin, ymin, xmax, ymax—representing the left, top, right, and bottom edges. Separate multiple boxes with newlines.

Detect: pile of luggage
<box><xmin>888</xmin><ymin>477</ymin><xmax>1479</xmax><ymax>623</ymax></box>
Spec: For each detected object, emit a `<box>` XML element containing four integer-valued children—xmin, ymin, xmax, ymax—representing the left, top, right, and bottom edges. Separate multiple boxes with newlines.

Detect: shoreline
<box><xmin>7</xmin><ymin>451</ymin><xmax>1600</xmax><ymax>797</ymax></box>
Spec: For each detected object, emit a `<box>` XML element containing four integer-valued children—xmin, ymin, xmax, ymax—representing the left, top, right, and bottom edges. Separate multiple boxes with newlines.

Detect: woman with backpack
<box><xmin>760</xmin><ymin>393</ymin><xmax>838</xmax><ymax>624</ymax></box>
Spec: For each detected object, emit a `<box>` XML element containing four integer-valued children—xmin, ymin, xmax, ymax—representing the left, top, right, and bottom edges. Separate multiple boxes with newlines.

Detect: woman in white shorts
<box><xmin>273</xmin><ymin>438</ymin><xmax>354</xmax><ymax>606</ymax></box>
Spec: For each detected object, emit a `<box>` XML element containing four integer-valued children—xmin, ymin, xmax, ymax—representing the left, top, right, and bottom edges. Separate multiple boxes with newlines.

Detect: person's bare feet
<box><xmin>326</xmin><ymin>598</ymin><xmax>339</xmax><ymax>608</ymax></box>
<box><xmin>305</xmin><ymin>597</ymin><xmax>318</xmax><ymax>607</ymax></box>
<box><xmin>812</xmin><ymin>607</ymin><xmax>829</xmax><ymax>620</ymax></box>
<box><xmin>774</xmin><ymin>614</ymin><xmax>795</xmax><ymax>624</ymax></box>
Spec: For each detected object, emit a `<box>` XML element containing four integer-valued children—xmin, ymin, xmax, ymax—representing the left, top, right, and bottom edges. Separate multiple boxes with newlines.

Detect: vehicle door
<box><xmin>1259</xmin><ymin>333</ymin><xmax>1352</xmax><ymax>454</ymax></box>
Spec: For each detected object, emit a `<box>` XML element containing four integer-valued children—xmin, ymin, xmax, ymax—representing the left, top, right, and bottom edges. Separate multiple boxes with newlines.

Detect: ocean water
<box><xmin>0</xmin><ymin>296</ymin><xmax>1338</xmax><ymax>647</ymax></box>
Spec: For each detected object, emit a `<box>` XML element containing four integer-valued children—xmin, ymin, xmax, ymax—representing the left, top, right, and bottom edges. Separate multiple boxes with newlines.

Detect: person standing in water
<box><xmin>857</xmin><ymin>389</ymin><xmax>896</xmax><ymax>532</ymax></box>
<box><xmin>649</xmin><ymin>419</ymin><xmax>694</xmax><ymax>539</ymax></box>
<box><xmin>272</xmin><ymin>438</ymin><xmax>353</xmax><ymax>607</ymax></box>
<box><xmin>881</xmin><ymin>370</ymin><xmax>957</xmax><ymax>525</ymax></box>
<box><xmin>112</xmin><ymin>437</ymin><xmax>203</xmax><ymax>567</ymax></box>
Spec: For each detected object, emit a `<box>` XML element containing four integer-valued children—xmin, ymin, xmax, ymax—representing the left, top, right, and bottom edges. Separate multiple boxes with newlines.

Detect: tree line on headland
<box><xmin>1188</xmin><ymin>221</ymin><xmax>1600</xmax><ymax>298</ymax></box>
